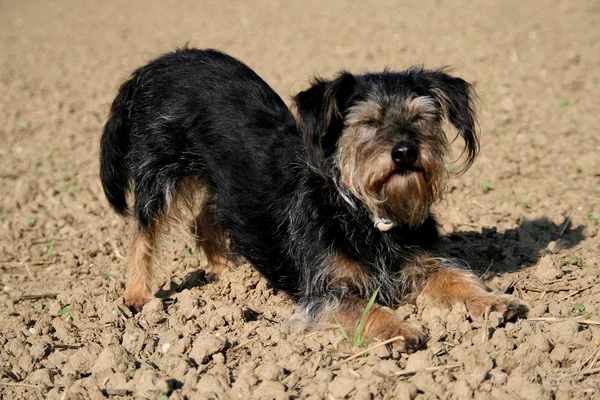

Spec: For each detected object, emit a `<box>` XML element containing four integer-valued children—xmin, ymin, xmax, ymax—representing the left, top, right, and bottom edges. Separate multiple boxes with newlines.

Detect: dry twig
<box><xmin>338</xmin><ymin>335</ymin><xmax>406</xmax><ymax>365</ymax></box>
<box><xmin>394</xmin><ymin>363</ymin><xmax>463</xmax><ymax>377</ymax></box>
<box><xmin>527</xmin><ymin>317</ymin><xmax>600</xmax><ymax>326</ymax></box>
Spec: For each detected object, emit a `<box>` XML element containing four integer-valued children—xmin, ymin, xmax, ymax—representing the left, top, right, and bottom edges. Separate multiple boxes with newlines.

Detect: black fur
<box><xmin>100</xmin><ymin>48</ymin><xmax>478</xmax><ymax>319</ymax></box>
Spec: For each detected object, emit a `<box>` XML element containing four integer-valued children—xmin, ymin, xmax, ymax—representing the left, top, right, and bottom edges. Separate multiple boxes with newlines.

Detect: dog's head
<box><xmin>294</xmin><ymin>67</ymin><xmax>479</xmax><ymax>230</ymax></box>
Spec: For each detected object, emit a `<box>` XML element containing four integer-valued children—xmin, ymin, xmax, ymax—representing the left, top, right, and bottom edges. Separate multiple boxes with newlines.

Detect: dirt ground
<box><xmin>1</xmin><ymin>0</ymin><xmax>599</xmax><ymax>399</ymax></box>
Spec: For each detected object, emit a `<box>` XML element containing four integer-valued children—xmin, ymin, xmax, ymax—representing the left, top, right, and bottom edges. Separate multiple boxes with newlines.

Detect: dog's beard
<box><xmin>339</xmin><ymin>147</ymin><xmax>446</xmax><ymax>229</ymax></box>
<box><xmin>379</xmin><ymin>172</ymin><xmax>432</xmax><ymax>228</ymax></box>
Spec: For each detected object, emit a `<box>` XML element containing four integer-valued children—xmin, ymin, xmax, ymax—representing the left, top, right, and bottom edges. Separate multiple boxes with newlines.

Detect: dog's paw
<box><xmin>468</xmin><ymin>293</ymin><xmax>528</xmax><ymax>323</ymax></box>
<box><xmin>124</xmin><ymin>290</ymin><xmax>151</xmax><ymax>310</ymax></box>
<box><xmin>371</xmin><ymin>321</ymin><xmax>429</xmax><ymax>353</ymax></box>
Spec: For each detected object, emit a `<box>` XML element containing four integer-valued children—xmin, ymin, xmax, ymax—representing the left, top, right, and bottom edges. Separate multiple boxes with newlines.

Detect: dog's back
<box><xmin>100</xmin><ymin>48</ymin><xmax>297</xmax><ymax>227</ymax></box>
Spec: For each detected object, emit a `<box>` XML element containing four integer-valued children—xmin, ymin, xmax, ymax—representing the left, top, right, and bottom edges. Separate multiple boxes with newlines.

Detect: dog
<box><xmin>100</xmin><ymin>48</ymin><xmax>526</xmax><ymax>353</ymax></box>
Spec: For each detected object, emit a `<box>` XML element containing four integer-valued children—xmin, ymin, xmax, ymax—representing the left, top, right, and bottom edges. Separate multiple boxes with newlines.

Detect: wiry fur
<box><xmin>100</xmin><ymin>49</ymin><xmax>526</xmax><ymax>353</ymax></box>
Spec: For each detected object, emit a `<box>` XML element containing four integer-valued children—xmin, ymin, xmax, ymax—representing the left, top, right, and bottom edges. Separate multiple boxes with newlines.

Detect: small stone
<box><xmin>161</xmin><ymin>343</ymin><xmax>171</xmax><ymax>354</ymax></box>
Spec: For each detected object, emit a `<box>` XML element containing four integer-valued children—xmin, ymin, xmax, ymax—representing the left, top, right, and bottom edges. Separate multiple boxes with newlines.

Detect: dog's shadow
<box><xmin>156</xmin><ymin>269</ymin><xmax>213</xmax><ymax>300</ymax></box>
<box><xmin>441</xmin><ymin>217</ymin><xmax>584</xmax><ymax>277</ymax></box>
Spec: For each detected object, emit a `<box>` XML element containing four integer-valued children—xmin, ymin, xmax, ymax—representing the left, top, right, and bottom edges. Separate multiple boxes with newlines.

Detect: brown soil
<box><xmin>1</xmin><ymin>1</ymin><xmax>599</xmax><ymax>399</ymax></box>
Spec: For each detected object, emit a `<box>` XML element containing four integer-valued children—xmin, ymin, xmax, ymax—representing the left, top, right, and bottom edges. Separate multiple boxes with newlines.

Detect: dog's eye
<box><xmin>363</xmin><ymin>118</ymin><xmax>380</xmax><ymax>127</ymax></box>
<box><xmin>412</xmin><ymin>115</ymin><xmax>423</xmax><ymax>123</ymax></box>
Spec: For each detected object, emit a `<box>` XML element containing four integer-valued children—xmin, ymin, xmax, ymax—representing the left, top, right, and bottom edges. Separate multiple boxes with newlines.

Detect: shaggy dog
<box><xmin>100</xmin><ymin>48</ymin><xmax>525</xmax><ymax>352</ymax></box>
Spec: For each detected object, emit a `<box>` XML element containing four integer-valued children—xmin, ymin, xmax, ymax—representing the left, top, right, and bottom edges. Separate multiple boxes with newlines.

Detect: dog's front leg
<box><xmin>419</xmin><ymin>264</ymin><xmax>527</xmax><ymax>321</ymax></box>
<box><xmin>324</xmin><ymin>297</ymin><xmax>428</xmax><ymax>353</ymax></box>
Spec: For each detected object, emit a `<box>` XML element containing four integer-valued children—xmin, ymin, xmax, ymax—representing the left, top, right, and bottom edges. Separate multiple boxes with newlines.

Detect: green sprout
<box><xmin>481</xmin><ymin>180</ymin><xmax>493</xmax><ymax>194</ymax></box>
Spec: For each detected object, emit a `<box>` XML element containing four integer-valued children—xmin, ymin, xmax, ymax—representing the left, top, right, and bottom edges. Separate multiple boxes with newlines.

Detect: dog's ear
<box><xmin>293</xmin><ymin>72</ymin><xmax>356</xmax><ymax>166</ymax></box>
<box><xmin>422</xmin><ymin>69</ymin><xmax>479</xmax><ymax>172</ymax></box>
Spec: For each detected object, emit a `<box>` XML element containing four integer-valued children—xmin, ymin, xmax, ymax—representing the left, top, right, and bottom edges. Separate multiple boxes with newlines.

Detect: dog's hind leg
<box><xmin>189</xmin><ymin>189</ymin><xmax>234</xmax><ymax>274</ymax></box>
<box><xmin>125</xmin><ymin>223</ymin><xmax>160</xmax><ymax>307</ymax></box>
<box><xmin>124</xmin><ymin>175</ymin><xmax>170</xmax><ymax>308</ymax></box>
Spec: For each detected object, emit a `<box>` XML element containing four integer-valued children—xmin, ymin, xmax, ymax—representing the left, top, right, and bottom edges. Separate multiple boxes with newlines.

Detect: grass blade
<box><xmin>330</xmin><ymin>310</ymin><xmax>351</xmax><ymax>343</ymax></box>
<box><xmin>354</xmin><ymin>287</ymin><xmax>380</xmax><ymax>346</ymax></box>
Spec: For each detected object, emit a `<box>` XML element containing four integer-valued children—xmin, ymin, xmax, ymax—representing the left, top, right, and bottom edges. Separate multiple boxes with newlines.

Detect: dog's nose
<box><xmin>391</xmin><ymin>141</ymin><xmax>419</xmax><ymax>166</ymax></box>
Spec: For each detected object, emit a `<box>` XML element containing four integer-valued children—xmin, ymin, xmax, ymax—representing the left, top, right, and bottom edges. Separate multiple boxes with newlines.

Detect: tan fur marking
<box><xmin>171</xmin><ymin>177</ymin><xmax>234</xmax><ymax>274</ymax></box>
<box><xmin>346</xmin><ymin>100</ymin><xmax>383</xmax><ymax>125</ymax></box>
<box><xmin>329</xmin><ymin>253</ymin><xmax>369</xmax><ymax>291</ymax></box>
<box><xmin>402</xmin><ymin>96</ymin><xmax>438</xmax><ymax>119</ymax></box>
<box><xmin>125</xmin><ymin>226</ymin><xmax>159</xmax><ymax>307</ymax></box>
<box><xmin>191</xmin><ymin>203</ymin><xmax>234</xmax><ymax>274</ymax></box>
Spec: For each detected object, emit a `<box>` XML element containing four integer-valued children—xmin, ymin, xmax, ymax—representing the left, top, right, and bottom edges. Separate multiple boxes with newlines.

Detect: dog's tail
<box><xmin>100</xmin><ymin>75</ymin><xmax>137</xmax><ymax>216</ymax></box>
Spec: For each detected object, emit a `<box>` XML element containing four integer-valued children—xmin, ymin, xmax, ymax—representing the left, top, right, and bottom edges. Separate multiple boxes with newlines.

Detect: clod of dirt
<box><xmin>254</xmin><ymin>361</ymin><xmax>285</xmax><ymax>381</ymax></box>
<box><xmin>189</xmin><ymin>334</ymin><xmax>226</xmax><ymax>365</ymax></box>
<box><xmin>535</xmin><ymin>255</ymin><xmax>563</xmax><ymax>281</ymax></box>
<box><xmin>91</xmin><ymin>344</ymin><xmax>134</xmax><ymax>374</ymax></box>
<box><xmin>196</xmin><ymin>373</ymin><xmax>228</xmax><ymax>396</ymax></box>
<box><xmin>253</xmin><ymin>380</ymin><xmax>288</xmax><ymax>399</ymax></box>
<box><xmin>549</xmin><ymin>320</ymin><xmax>580</xmax><ymax>341</ymax></box>
<box><xmin>230</xmin><ymin>373</ymin><xmax>254</xmax><ymax>399</ymax></box>
<box><xmin>158</xmin><ymin>354</ymin><xmax>192</xmax><ymax>376</ymax></box>
<box><xmin>133</xmin><ymin>367</ymin><xmax>170</xmax><ymax>398</ymax></box>
<box><xmin>452</xmin><ymin>379</ymin><xmax>474</xmax><ymax>399</ymax></box>
<box><xmin>140</xmin><ymin>298</ymin><xmax>166</xmax><ymax>325</ymax></box>
<box><xmin>390</xmin><ymin>381</ymin><xmax>418</xmax><ymax>400</ymax></box>
<box><xmin>68</xmin><ymin>347</ymin><xmax>97</xmax><ymax>374</ymax></box>
<box><xmin>506</xmin><ymin>374</ymin><xmax>550</xmax><ymax>400</ymax></box>
<box><xmin>174</xmin><ymin>289</ymin><xmax>200</xmax><ymax>317</ymax></box>
<box><xmin>404</xmin><ymin>349</ymin><xmax>439</xmax><ymax>370</ymax></box>
<box><xmin>13</xmin><ymin>179</ymin><xmax>37</xmax><ymax>208</ymax></box>
<box><xmin>528</xmin><ymin>333</ymin><xmax>552</xmax><ymax>352</ymax></box>
<box><xmin>550</xmin><ymin>343</ymin><xmax>570</xmax><ymax>363</ymax></box>
<box><xmin>28</xmin><ymin>368</ymin><xmax>53</xmax><ymax>387</ymax></box>
<box><xmin>329</xmin><ymin>375</ymin><xmax>356</xmax><ymax>399</ymax></box>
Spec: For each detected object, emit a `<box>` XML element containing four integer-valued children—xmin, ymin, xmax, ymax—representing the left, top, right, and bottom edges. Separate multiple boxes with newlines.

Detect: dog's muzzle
<box><xmin>391</xmin><ymin>141</ymin><xmax>419</xmax><ymax>167</ymax></box>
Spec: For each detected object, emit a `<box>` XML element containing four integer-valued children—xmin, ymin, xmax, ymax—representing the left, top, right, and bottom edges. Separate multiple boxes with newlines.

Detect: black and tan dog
<box><xmin>100</xmin><ymin>48</ymin><xmax>526</xmax><ymax>352</ymax></box>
